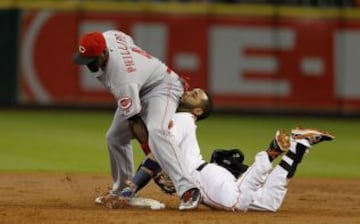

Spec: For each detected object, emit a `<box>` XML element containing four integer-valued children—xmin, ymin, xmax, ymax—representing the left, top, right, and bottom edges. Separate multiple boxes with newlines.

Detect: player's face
<box><xmin>86</xmin><ymin>51</ymin><xmax>107</xmax><ymax>72</ymax></box>
<box><xmin>86</xmin><ymin>57</ymin><xmax>101</xmax><ymax>72</ymax></box>
<box><xmin>180</xmin><ymin>88</ymin><xmax>208</xmax><ymax>109</ymax></box>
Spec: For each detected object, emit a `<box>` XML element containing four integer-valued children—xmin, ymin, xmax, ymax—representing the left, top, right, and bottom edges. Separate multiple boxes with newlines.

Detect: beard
<box><xmin>87</xmin><ymin>64</ymin><xmax>100</xmax><ymax>72</ymax></box>
<box><xmin>177</xmin><ymin>100</ymin><xmax>194</xmax><ymax>112</ymax></box>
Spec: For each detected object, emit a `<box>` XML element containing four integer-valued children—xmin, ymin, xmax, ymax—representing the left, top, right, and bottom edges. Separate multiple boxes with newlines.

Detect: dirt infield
<box><xmin>0</xmin><ymin>172</ymin><xmax>359</xmax><ymax>224</ymax></box>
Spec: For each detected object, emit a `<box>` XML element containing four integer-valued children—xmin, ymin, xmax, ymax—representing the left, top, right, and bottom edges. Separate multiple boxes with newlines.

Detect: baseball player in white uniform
<box><xmin>72</xmin><ymin>30</ymin><xmax>200</xmax><ymax>210</ymax></box>
<box><xmin>193</xmin><ymin>128</ymin><xmax>334</xmax><ymax>212</ymax></box>
<box><xmin>120</xmin><ymin>88</ymin><xmax>335</xmax><ymax>211</ymax></box>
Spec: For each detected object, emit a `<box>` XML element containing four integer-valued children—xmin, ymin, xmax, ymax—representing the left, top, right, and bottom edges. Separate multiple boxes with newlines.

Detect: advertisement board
<box><xmin>19</xmin><ymin>6</ymin><xmax>360</xmax><ymax>113</ymax></box>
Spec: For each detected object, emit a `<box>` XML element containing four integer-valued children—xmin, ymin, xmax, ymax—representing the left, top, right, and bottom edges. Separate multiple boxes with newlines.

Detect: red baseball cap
<box><xmin>73</xmin><ymin>31</ymin><xmax>106</xmax><ymax>65</ymax></box>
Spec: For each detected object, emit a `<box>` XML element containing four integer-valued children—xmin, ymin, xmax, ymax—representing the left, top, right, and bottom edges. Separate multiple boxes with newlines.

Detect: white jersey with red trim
<box><xmin>170</xmin><ymin>112</ymin><xmax>205</xmax><ymax>174</ymax></box>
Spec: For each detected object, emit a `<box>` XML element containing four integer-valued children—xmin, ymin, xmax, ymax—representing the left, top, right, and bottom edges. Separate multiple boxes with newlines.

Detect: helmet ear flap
<box><xmin>210</xmin><ymin>148</ymin><xmax>248</xmax><ymax>178</ymax></box>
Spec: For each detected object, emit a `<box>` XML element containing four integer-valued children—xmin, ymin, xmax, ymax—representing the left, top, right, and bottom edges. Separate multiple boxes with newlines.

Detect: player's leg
<box><xmin>246</xmin><ymin>164</ymin><xmax>288</xmax><ymax>211</ymax></box>
<box><xmin>120</xmin><ymin>153</ymin><xmax>162</xmax><ymax>197</ymax></box>
<box><xmin>144</xmin><ymin>73</ymin><xmax>200</xmax><ymax>210</ymax></box>
<box><xmin>279</xmin><ymin>127</ymin><xmax>334</xmax><ymax>179</ymax></box>
<box><xmin>235</xmin><ymin>130</ymin><xmax>289</xmax><ymax>211</ymax></box>
<box><xmin>248</xmin><ymin>128</ymin><xmax>334</xmax><ymax>212</ymax></box>
<box><xmin>193</xmin><ymin>163</ymin><xmax>240</xmax><ymax>211</ymax></box>
<box><xmin>96</xmin><ymin>107</ymin><xmax>134</xmax><ymax>202</ymax></box>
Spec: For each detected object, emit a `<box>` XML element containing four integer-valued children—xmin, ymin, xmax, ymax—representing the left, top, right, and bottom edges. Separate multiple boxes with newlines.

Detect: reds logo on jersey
<box><xmin>118</xmin><ymin>97</ymin><xmax>132</xmax><ymax>110</ymax></box>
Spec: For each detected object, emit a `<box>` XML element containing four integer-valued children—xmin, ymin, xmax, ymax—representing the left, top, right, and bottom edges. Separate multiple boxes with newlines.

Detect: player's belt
<box><xmin>196</xmin><ymin>162</ymin><xmax>208</xmax><ymax>171</ymax></box>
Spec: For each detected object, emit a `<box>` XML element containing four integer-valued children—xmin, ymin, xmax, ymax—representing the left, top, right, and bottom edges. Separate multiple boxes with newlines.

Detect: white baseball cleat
<box><xmin>94</xmin><ymin>196</ymin><xmax>104</xmax><ymax>204</ymax></box>
<box><xmin>95</xmin><ymin>182</ymin><xmax>137</xmax><ymax>205</ymax></box>
<box><xmin>179</xmin><ymin>188</ymin><xmax>201</xmax><ymax>211</ymax></box>
<box><xmin>94</xmin><ymin>191</ymin><xmax>117</xmax><ymax>205</ymax></box>
<box><xmin>291</xmin><ymin>127</ymin><xmax>334</xmax><ymax>147</ymax></box>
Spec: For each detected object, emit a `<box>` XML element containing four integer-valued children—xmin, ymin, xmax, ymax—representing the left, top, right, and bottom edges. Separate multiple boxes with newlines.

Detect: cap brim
<box><xmin>72</xmin><ymin>52</ymin><xmax>97</xmax><ymax>65</ymax></box>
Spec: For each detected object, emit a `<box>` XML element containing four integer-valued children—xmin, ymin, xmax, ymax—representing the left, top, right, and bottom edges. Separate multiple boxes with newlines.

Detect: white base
<box><xmin>128</xmin><ymin>197</ymin><xmax>166</xmax><ymax>210</ymax></box>
<box><xmin>94</xmin><ymin>195</ymin><xmax>165</xmax><ymax>210</ymax></box>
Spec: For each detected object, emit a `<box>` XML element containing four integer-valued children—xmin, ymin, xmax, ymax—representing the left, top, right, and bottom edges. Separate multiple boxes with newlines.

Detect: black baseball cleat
<box><xmin>179</xmin><ymin>188</ymin><xmax>201</xmax><ymax>210</ymax></box>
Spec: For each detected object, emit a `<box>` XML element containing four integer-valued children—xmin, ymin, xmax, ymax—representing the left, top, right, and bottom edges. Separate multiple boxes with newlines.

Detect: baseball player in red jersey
<box><xmin>72</xmin><ymin>30</ymin><xmax>200</xmax><ymax>210</ymax></box>
<box><xmin>118</xmin><ymin>88</ymin><xmax>335</xmax><ymax>211</ymax></box>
